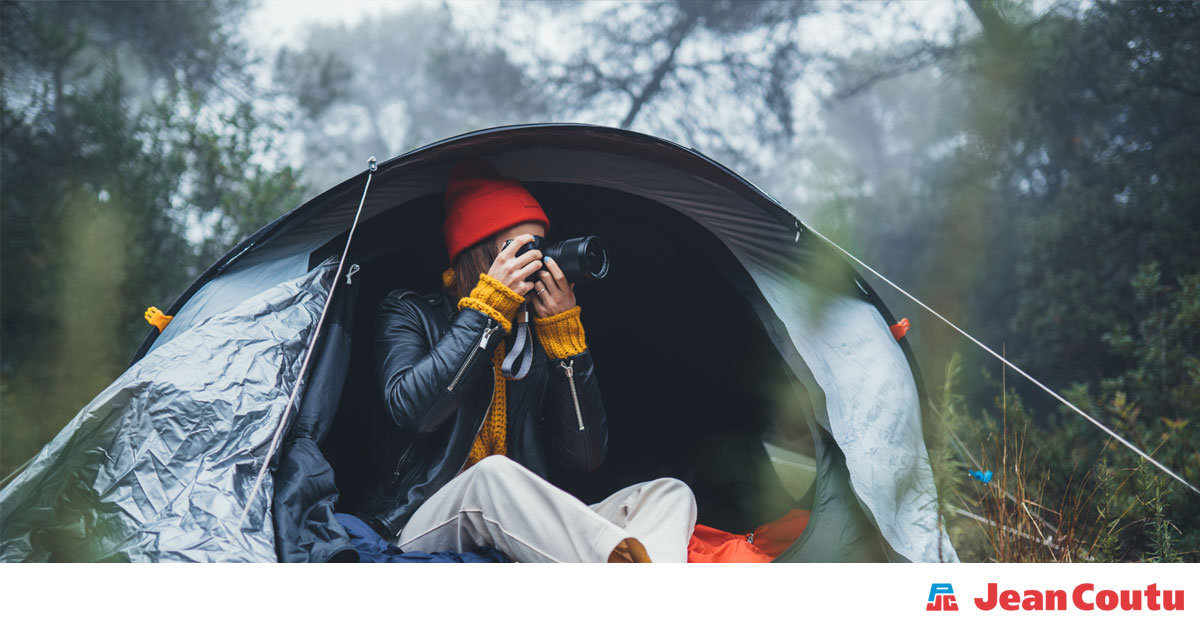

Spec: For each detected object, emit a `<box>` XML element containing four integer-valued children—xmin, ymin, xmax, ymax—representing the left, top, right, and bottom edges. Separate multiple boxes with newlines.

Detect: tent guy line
<box><xmin>236</xmin><ymin>157</ymin><xmax>380</xmax><ymax>530</ymax></box>
<box><xmin>800</xmin><ymin>224</ymin><xmax>1200</xmax><ymax>496</ymax></box>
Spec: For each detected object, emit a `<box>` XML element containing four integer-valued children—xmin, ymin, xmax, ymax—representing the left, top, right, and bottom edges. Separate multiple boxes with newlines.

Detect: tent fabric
<box><xmin>755</xmin><ymin>252</ymin><xmax>952</xmax><ymax>562</ymax></box>
<box><xmin>0</xmin><ymin>260</ymin><xmax>340</xmax><ymax>561</ymax></box>
<box><xmin>774</xmin><ymin>421</ymin><xmax>897</xmax><ymax>562</ymax></box>
<box><xmin>272</xmin><ymin>261</ymin><xmax>360</xmax><ymax>563</ymax></box>
<box><xmin>2</xmin><ymin>124</ymin><xmax>958</xmax><ymax>562</ymax></box>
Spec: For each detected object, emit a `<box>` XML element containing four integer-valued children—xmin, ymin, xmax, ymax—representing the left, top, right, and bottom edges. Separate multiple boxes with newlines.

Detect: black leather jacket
<box><xmin>362</xmin><ymin>288</ymin><xmax>608</xmax><ymax>537</ymax></box>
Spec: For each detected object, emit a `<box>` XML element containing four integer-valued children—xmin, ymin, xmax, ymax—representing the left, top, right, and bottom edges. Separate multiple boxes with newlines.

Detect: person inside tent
<box><xmin>365</xmin><ymin>158</ymin><xmax>697</xmax><ymax>562</ymax></box>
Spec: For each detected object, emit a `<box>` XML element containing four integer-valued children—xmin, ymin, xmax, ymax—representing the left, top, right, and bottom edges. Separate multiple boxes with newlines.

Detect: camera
<box><xmin>501</xmin><ymin>235</ymin><xmax>610</xmax><ymax>284</ymax></box>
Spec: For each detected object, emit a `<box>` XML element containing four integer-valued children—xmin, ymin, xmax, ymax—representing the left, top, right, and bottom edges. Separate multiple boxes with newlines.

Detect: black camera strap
<box><xmin>501</xmin><ymin>302</ymin><xmax>534</xmax><ymax>380</ymax></box>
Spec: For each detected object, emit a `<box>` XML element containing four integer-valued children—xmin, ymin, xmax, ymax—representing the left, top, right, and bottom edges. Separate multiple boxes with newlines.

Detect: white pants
<box><xmin>395</xmin><ymin>455</ymin><xmax>698</xmax><ymax>562</ymax></box>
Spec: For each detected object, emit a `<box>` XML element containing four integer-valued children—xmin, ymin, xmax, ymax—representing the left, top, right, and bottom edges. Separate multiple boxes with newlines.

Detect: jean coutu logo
<box><xmin>927</xmin><ymin>582</ymin><xmax>1185</xmax><ymax>612</ymax></box>
<box><xmin>927</xmin><ymin>583</ymin><xmax>958</xmax><ymax>611</ymax></box>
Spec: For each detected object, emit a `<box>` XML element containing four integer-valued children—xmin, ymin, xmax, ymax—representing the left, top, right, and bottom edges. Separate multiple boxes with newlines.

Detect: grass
<box><xmin>927</xmin><ymin>352</ymin><xmax>1193</xmax><ymax>563</ymax></box>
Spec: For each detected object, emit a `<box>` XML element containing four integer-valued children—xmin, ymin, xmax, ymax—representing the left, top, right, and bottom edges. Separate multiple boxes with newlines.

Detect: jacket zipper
<box><xmin>447</xmin><ymin>320</ymin><xmax>497</xmax><ymax>392</ymax></box>
<box><xmin>391</xmin><ymin>442</ymin><xmax>414</xmax><ymax>486</ymax></box>
<box><xmin>388</xmin><ymin>324</ymin><xmax>496</xmax><ymax>535</ymax></box>
<box><xmin>559</xmin><ymin>359</ymin><xmax>584</xmax><ymax>431</ymax></box>
<box><xmin>461</xmin><ymin>365</ymin><xmax>497</xmax><ymax>471</ymax></box>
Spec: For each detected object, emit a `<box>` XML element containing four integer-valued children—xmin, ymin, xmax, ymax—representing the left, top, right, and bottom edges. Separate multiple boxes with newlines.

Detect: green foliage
<box><xmin>980</xmin><ymin>0</ymin><xmax>1200</xmax><ymax>388</ymax></box>
<box><xmin>934</xmin><ymin>266</ymin><xmax>1200</xmax><ymax>561</ymax></box>
<box><xmin>825</xmin><ymin>0</ymin><xmax>1200</xmax><ymax>395</ymax></box>
<box><xmin>0</xmin><ymin>1</ymin><xmax>307</xmax><ymax>479</ymax></box>
<box><xmin>1085</xmin><ymin>266</ymin><xmax>1200</xmax><ymax>559</ymax></box>
<box><xmin>925</xmin><ymin>353</ymin><xmax>968</xmax><ymax>556</ymax></box>
<box><xmin>1139</xmin><ymin>472</ymin><xmax>1181</xmax><ymax>563</ymax></box>
<box><xmin>823</xmin><ymin>0</ymin><xmax>1199</xmax><ymax>562</ymax></box>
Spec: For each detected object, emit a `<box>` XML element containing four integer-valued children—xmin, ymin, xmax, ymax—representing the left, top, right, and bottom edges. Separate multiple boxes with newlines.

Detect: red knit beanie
<box><xmin>442</xmin><ymin>158</ymin><xmax>550</xmax><ymax>264</ymax></box>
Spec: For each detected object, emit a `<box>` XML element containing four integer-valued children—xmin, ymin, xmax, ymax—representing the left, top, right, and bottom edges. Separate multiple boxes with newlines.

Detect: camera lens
<box><xmin>541</xmin><ymin>236</ymin><xmax>608</xmax><ymax>283</ymax></box>
<box><xmin>584</xmin><ymin>239</ymin><xmax>605</xmax><ymax>276</ymax></box>
<box><xmin>573</xmin><ymin>236</ymin><xmax>607</xmax><ymax>281</ymax></box>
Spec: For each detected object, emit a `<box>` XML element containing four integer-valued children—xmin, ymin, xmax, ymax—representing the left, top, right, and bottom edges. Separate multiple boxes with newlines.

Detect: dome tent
<box><xmin>0</xmin><ymin>123</ymin><xmax>958</xmax><ymax>563</ymax></box>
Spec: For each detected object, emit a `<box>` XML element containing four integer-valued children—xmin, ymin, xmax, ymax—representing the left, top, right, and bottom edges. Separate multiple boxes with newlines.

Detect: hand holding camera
<box><xmin>504</xmin><ymin>234</ymin><xmax>609</xmax><ymax>317</ymax></box>
<box><xmin>491</xmin><ymin>233</ymin><xmax>610</xmax><ymax>317</ymax></box>
<box><xmin>487</xmin><ymin>233</ymin><xmax>543</xmax><ymax>296</ymax></box>
<box><xmin>501</xmin><ymin>235</ymin><xmax>609</xmax><ymax>286</ymax></box>
<box><xmin>530</xmin><ymin>256</ymin><xmax>576</xmax><ymax>318</ymax></box>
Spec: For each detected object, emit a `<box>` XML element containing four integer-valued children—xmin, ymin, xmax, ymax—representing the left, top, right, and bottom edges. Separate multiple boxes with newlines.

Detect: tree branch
<box><xmin>620</xmin><ymin>10</ymin><xmax>699</xmax><ymax>129</ymax></box>
<box><xmin>830</xmin><ymin>43</ymin><xmax>959</xmax><ymax>101</ymax></box>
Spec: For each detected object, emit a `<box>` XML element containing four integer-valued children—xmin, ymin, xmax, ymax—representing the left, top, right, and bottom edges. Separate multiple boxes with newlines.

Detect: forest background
<box><xmin>2</xmin><ymin>0</ymin><xmax>1196</xmax><ymax>561</ymax></box>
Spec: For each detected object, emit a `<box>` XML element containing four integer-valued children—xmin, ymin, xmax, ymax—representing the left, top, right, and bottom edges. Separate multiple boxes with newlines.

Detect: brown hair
<box><xmin>444</xmin><ymin>237</ymin><xmax>497</xmax><ymax>302</ymax></box>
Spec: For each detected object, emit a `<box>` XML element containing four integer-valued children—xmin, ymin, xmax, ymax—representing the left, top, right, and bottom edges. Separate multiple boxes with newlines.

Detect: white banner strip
<box><xmin>1</xmin><ymin>563</ymin><xmax>1196</xmax><ymax>626</ymax></box>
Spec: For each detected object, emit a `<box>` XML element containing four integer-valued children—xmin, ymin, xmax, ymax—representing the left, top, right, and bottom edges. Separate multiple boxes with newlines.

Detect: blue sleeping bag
<box><xmin>335</xmin><ymin>513</ymin><xmax>508</xmax><ymax>563</ymax></box>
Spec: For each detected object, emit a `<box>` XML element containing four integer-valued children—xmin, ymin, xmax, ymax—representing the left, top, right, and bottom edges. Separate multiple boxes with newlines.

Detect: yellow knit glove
<box><xmin>457</xmin><ymin>273</ymin><xmax>524</xmax><ymax>333</ymax></box>
<box><xmin>534</xmin><ymin>305</ymin><xmax>588</xmax><ymax>359</ymax></box>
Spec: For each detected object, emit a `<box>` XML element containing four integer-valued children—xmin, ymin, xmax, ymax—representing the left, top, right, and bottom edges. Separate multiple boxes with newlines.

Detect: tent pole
<box><xmin>237</xmin><ymin>157</ymin><xmax>379</xmax><ymax>531</ymax></box>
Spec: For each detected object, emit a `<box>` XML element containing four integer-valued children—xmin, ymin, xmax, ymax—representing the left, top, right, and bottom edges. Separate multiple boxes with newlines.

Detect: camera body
<box><xmin>502</xmin><ymin>235</ymin><xmax>610</xmax><ymax>285</ymax></box>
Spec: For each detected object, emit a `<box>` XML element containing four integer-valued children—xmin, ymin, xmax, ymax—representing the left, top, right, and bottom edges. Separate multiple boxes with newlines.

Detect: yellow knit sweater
<box><xmin>445</xmin><ymin>268</ymin><xmax>589</xmax><ymax>469</ymax></box>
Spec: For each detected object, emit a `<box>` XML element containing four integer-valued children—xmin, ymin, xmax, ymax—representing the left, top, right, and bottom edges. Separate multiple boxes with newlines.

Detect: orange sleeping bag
<box><xmin>687</xmin><ymin>508</ymin><xmax>811</xmax><ymax>562</ymax></box>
